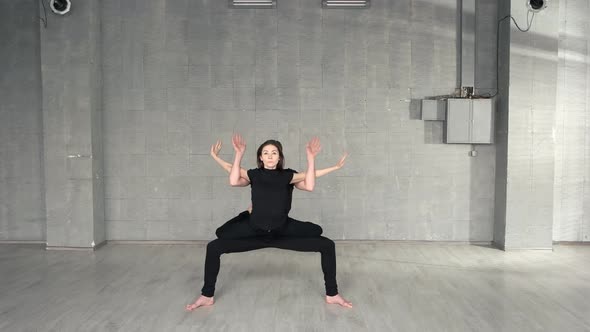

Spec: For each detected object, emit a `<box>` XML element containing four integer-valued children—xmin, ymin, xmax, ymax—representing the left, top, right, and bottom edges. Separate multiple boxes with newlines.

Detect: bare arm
<box><xmin>315</xmin><ymin>153</ymin><xmax>348</xmax><ymax>177</ymax></box>
<box><xmin>215</xmin><ymin>140</ymin><xmax>344</xmax><ymax>189</ymax></box>
<box><xmin>294</xmin><ymin>153</ymin><xmax>348</xmax><ymax>191</ymax></box>
<box><xmin>291</xmin><ymin>137</ymin><xmax>321</xmax><ymax>191</ymax></box>
<box><xmin>229</xmin><ymin>134</ymin><xmax>250</xmax><ymax>187</ymax></box>
<box><xmin>211</xmin><ymin>140</ymin><xmax>249</xmax><ymax>179</ymax></box>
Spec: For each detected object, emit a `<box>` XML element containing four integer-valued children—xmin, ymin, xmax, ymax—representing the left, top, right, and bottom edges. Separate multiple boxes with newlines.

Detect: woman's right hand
<box><xmin>232</xmin><ymin>133</ymin><xmax>246</xmax><ymax>155</ymax></box>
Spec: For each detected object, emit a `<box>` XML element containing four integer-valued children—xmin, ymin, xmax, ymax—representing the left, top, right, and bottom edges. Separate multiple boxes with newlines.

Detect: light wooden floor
<box><xmin>1</xmin><ymin>242</ymin><xmax>589</xmax><ymax>332</ymax></box>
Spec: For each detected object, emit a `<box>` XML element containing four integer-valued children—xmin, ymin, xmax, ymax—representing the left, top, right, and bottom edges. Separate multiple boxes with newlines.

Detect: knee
<box><xmin>319</xmin><ymin>238</ymin><xmax>335</xmax><ymax>252</ymax></box>
<box><xmin>216</xmin><ymin>229</ymin><xmax>230</xmax><ymax>239</ymax></box>
<box><xmin>206</xmin><ymin>240</ymin><xmax>222</xmax><ymax>255</ymax></box>
<box><xmin>313</xmin><ymin>224</ymin><xmax>323</xmax><ymax>236</ymax></box>
<box><xmin>216</xmin><ymin>232</ymin><xmax>239</xmax><ymax>240</ymax></box>
<box><xmin>303</xmin><ymin>223</ymin><xmax>322</xmax><ymax>237</ymax></box>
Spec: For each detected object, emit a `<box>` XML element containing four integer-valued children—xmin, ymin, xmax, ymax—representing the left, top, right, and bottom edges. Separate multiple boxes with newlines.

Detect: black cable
<box><xmin>39</xmin><ymin>0</ymin><xmax>47</xmax><ymax>28</ymax></box>
<box><xmin>485</xmin><ymin>11</ymin><xmax>536</xmax><ymax>98</ymax></box>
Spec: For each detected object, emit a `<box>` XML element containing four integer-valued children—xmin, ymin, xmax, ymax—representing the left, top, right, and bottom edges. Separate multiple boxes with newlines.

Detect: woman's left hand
<box><xmin>210</xmin><ymin>140</ymin><xmax>222</xmax><ymax>157</ymax></box>
<box><xmin>335</xmin><ymin>152</ymin><xmax>349</xmax><ymax>169</ymax></box>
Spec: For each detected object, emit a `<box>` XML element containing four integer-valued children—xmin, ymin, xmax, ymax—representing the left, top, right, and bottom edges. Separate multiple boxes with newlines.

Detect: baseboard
<box><xmin>45</xmin><ymin>240</ymin><xmax>107</xmax><ymax>251</ymax></box>
<box><xmin>335</xmin><ymin>240</ymin><xmax>493</xmax><ymax>246</ymax></box>
<box><xmin>107</xmin><ymin>239</ymin><xmax>493</xmax><ymax>246</ymax></box>
<box><xmin>0</xmin><ymin>241</ymin><xmax>44</xmax><ymax>244</ymax></box>
<box><xmin>108</xmin><ymin>240</ymin><xmax>208</xmax><ymax>245</ymax></box>
<box><xmin>492</xmin><ymin>241</ymin><xmax>505</xmax><ymax>250</ymax></box>
<box><xmin>553</xmin><ymin>241</ymin><xmax>590</xmax><ymax>246</ymax></box>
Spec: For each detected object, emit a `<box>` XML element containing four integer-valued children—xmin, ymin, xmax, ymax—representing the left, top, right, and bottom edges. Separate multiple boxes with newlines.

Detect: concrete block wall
<box><xmin>101</xmin><ymin>0</ymin><xmax>497</xmax><ymax>241</ymax></box>
<box><xmin>0</xmin><ymin>0</ymin><xmax>45</xmax><ymax>241</ymax></box>
<box><xmin>5</xmin><ymin>0</ymin><xmax>588</xmax><ymax>244</ymax></box>
<box><xmin>553</xmin><ymin>0</ymin><xmax>590</xmax><ymax>242</ymax></box>
<box><xmin>40</xmin><ymin>0</ymin><xmax>105</xmax><ymax>248</ymax></box>
<box><xmin>493</xmin><ymin>0</ymin><xmax>511</xmax><ymax>248</ymax></box>
<box><xmin>500</xmin><ymin>0</ymin><xmax>559</xmax><ymax>249</ymax></box>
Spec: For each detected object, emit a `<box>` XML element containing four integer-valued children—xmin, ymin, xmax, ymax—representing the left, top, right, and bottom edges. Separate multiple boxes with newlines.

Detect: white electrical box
<box><xmin>446</xmin><ymin>98</ymin><xmax>494</xmax><ymax>144</ymax></box>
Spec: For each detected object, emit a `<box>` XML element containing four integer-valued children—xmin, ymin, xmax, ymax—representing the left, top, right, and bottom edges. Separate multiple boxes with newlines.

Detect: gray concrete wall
<box><xmin>3</xmin><ymin>0</ymin><xmax>588</xmax><ymax>243</ymax></box>
<box><xmin>101</xmin><ymin>0</ymin><xmax>497</xmax><ymax>241</ymax></box>
<box><xmin>40</xmin><ymin>0</ymin><xmax>105</xmax><ymax>248</ymax></box>
<box><xmin>0</xmin><ymin>0</ymin><xmax>45</xmax><ymax>241</ymax></box>
<box><xmin>553</xmin><ymin>0</ymin><xmax>590</xmax><ymax>242</ymax></box>
<box><xmin>503</xmin><ymin>0</ymin><xmax>559</xmax><ymax>249</ymax></box>
<box><xmin>493</xmin><ymin>0</ymin><xmax>511</xmax><ymax>248</ymax></box>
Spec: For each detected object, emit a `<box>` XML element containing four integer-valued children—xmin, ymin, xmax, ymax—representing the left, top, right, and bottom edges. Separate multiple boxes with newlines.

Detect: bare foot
<box><xmin>185</xmin><ymin>295</ymin><xmax>214</xmax><ymax>311</ymax></box>
<box><xmin>325</xmin><ymin>294</ymin><xmax>353</xmax><ymax>308</ymax></box>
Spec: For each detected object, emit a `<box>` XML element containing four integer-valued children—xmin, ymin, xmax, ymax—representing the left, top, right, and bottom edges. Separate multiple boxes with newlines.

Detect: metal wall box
<box><xmin>446</xmin><ymin>98</ymin><xmax>494</xmax><ymax>144</ymax></box>
<box><xmin>421</xmin><ymin>99</ymin><xmax>447</xmax><ymax>121</ymax></box>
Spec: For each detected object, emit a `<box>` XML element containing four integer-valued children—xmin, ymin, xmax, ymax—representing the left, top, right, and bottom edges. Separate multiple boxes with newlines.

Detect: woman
<box><xmin>186</xmin><ymin>134</ymin><xmax>352</xmax><ymax>310</ymax></box>
<box><xmin>208</xmin><ymin>139</ymin><xmax>348</xmax><ymax>239</ymax></box>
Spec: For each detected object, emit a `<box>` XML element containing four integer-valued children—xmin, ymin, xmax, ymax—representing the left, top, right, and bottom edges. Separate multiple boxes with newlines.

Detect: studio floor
<box><xmin>1</xmin><ymin>242</ymin><xmax>589</xmax><ymax>332</ymax></box>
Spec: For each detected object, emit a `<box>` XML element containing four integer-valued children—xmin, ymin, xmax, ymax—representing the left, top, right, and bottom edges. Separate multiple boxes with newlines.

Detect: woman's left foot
<box><xmin>185</xmin><ymin>295</ymin><xmax>214</xmax><ymax>311</ymax></box>
<box><xmin>325</xmin><ymin>294</ymin><xmax>353</xmax><ymax>308</ymax></box>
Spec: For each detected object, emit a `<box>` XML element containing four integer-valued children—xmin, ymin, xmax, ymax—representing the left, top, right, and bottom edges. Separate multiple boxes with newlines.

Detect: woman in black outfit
<box><xmin>208</xmin><ymin>139</ymin><xmax>348</xmax><ymax>240</ymax></box>
<box><xmin>186</xmin><ymin>134</ymin><xmax>352</xmax><ymax>310</ymax></box>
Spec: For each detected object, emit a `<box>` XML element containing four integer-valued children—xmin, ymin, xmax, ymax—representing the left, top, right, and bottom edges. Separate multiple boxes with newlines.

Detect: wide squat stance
<box><xmin>186</xmin><ymin>134</ymin><xmax>352</xmax><ymax>310</ymax></box>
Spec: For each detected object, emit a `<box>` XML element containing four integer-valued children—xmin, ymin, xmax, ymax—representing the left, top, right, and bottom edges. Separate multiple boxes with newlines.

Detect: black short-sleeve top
<box><xmin>247</xmin><ymin>167</ymin><xmax>297</xmax><ymax>230</ymax></box>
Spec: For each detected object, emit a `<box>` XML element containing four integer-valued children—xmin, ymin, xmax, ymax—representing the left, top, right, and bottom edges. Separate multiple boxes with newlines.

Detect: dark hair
<box><xmin>256</xmin><ymin>139</ymin><xmax>285</xmax><ymax>170</ymax></box>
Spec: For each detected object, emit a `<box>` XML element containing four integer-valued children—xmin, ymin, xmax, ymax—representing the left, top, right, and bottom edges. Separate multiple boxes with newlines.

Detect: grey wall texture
<box><xmin>100</xmin><ymin>0</ymin><xmax>497</xmax><ymax>241</ymax></box>
<box><xmin>500</xmin><ymin>0</ymin><xmax>559</xmax><ymax>249</ymax></box>
<box><xmin>2</xmin><ymin>0</ymin><xmax>588</xmax><ymax>244</ymax></box>
<box><xmin>553</xmin><ymin>0</ymin><xmax>590</xmax><ymax>242</ymax></box>
<box><xmin>493</xmin><ymin>0</ymin><xmax>512</xmax><ymax>249</ymax></box>
<box><xmin>40</xmin><ymin>0</ymin><xmax>105</xmax><ymax>248</ymax></box>
<box><xmin>0</xmin><ymin>0</ymin><xmax>45</xmax><ymax>241</ymax></box>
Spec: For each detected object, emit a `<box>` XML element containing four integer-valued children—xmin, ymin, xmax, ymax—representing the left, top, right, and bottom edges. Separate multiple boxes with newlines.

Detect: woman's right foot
<box><xmin>325</xmin><ymin>294</ymin><xmax>353</xmax><ymax>308</ymax></box>
<box><xmin>185</xmin><ymin>295</ymin><xmax>214</xmax><ymax>311</ymax></box>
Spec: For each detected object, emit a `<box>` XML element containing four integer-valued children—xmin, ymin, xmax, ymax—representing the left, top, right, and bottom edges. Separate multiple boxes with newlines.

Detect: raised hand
<box><xmin>210</xmin><ymin>140</ymin><xmax>222</xmax><ymax>157</ymax></box>
<box><xmin>335</xmin><ymin>152</ymin><xmax>349</xmax><ymax>169</ymax></box>
<box><xmin>232</xmin><ymin>133</ymin><xmax>246</xmax><ymax>155</ymax></box>
<box><xmin>306</xmin><ymin>137</ymin><xmax>321</xmax><ymax>158</ymax></box>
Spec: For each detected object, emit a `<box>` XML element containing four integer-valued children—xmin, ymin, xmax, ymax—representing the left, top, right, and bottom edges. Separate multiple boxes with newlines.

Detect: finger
<box><xmin>314</xmin><ymin>139</ymin><xmax>322</xmax><ymax>150</ymax></box>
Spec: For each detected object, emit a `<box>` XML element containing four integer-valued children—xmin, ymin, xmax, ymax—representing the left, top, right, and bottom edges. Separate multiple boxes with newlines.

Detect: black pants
<box><xmin>201</xmin><ymin>211</ymin><xmax>338</xmax><ymax>297</ymax></box>
<box><xmin>201</xmin><ymin>236</ymin><xmax>338</xmax><ymax>297</ymax></box>
<box><xmin>215</xmin><ymin>211</ymin><xmax>323</xmax><ymax>239</ymax></box>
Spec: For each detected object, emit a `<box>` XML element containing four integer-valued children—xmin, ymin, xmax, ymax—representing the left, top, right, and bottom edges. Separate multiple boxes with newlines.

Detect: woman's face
<box><xmin>259</xmin><ymin>144</ymin><xmax>280</xmax><ymax>169</ymax></box>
